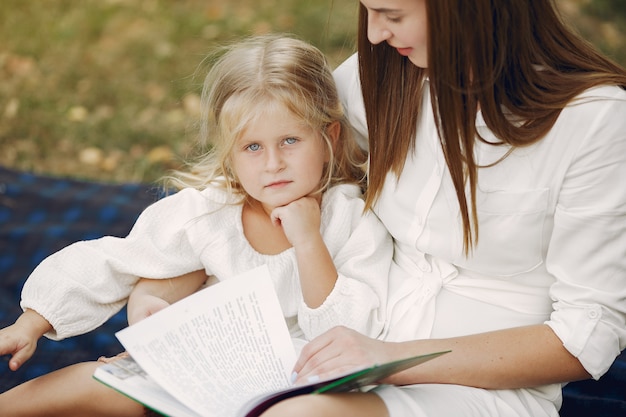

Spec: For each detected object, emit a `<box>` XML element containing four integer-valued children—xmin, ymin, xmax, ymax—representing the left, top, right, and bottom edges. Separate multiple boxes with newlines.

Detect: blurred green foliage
<box><xmin>0</xmin><ymin>0</ymin><xmax>357</xmax><ymax>182</ymax></box>
<box><xmin>0</xmin><ymin>0</ymin><xmax>623</xmax><ymax>183</ymax></box>
<box><xmin>580</xmin><ymin>0</ymin><xmax>626</xmax><ymax>65</ymax></box>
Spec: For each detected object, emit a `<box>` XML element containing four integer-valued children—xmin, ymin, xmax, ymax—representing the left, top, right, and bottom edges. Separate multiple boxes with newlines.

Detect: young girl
<box><xmin>259</xmin><ymin>1</ymin><xmax>626</xmax><ymax>417</ymax></box>
<box><xmin>0</xmin><ymin>34</ymin><xmax>393</xmax><ymax>416</ymax></box>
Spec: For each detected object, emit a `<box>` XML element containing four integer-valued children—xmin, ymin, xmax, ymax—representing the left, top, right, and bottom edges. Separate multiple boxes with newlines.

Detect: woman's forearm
<box><xmin>130</xmin><ymin>270</ymin><xmax>208</xmax><ymax>304</ymax></box>
<box><xmin>126</xmin><ymin>270</ymin><xmax>209</xmax><ymax>325</ymax></box>
<box><xmin>386</xmin><ymin>324</ymin><xmax>590</xmax><ymax>389</ymax></box>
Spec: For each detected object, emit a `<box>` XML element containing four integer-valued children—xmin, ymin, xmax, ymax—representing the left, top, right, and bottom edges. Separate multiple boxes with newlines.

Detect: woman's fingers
<box><xmin>294</xmin><ymin>326</ymin><xmax>387</xmax><ymax>383</ymax></box>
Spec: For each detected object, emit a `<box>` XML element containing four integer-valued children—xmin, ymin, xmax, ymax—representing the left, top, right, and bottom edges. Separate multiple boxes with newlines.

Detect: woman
<box><xmin>262</xmin><ymin>1</ymin><xmax>626</xmax><ymax>416</ymax></box>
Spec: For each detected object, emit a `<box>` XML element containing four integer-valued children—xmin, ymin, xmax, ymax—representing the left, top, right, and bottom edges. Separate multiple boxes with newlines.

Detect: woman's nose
<box><xmin>367</xmin><ymin>12</ymin><xmax>391</xmax><ymax>45</ymax></box>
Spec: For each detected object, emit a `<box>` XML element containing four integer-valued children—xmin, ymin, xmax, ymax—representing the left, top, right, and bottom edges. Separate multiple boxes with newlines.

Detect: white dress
<box><xmin>334</xmin><ymin>54</ymin><xmax>626</xmax><ymax>417</ymax></box>
<box><xmin>20</xmin><ymin>183</ymin><xmax>393</xmax><ymax>343</ymax></box>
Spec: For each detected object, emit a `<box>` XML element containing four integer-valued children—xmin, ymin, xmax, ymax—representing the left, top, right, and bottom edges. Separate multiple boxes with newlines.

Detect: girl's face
<box><xmin>231</xmin><ymin>104</ymin><xmax>332</xmax><ymax>213</ymax></box>
<box><xmin>360</xmin><ymin>0</ymin><xmax>428</xmax><ymax>68</ymax></box>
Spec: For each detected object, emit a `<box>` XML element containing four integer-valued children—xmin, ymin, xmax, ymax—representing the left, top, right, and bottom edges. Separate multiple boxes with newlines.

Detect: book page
<box><xmin>94</xmin><ymin>356</ymin><xmax>201</xmax><ymax>417</ymax></box>
<box><xmin>115</xmin><ymin>265</ymin><xmax>297</xmax><ymax>417</ymax></box>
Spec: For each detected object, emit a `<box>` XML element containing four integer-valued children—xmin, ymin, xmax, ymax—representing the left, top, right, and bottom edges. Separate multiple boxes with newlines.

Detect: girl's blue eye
<box><xmin>284</xmin><ymin>137</ymin><xmax>298</xmax><ymax>145</ymax></box>
<box><xmin>247</xmin><ymin>143</ymin><xmax>261</xmax><ymax>151</ymax></box>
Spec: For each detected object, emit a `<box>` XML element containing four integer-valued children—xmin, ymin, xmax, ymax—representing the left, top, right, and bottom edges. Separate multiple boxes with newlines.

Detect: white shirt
<box><xmin>334</xmin><ymin>53</ymin><xmax>626</xmax><ymax>381</ymax></box>
<box><xmin>21</xmin><ymin>183</ymin><xmax>393</xmax><ymax>343</ymax></box>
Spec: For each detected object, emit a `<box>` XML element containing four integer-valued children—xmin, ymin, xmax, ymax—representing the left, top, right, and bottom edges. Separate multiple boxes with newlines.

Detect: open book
<box><xmin>93</xmin><ymin>265</ymin><xmax>450</xmax><ymax>417</ymax></box>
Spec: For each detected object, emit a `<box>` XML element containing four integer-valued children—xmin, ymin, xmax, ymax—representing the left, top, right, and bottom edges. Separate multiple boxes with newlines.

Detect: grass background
<box><xmin>1</xmin><ymin>0</ymin><xmax>624</xmax><ymax>184</ymax></box>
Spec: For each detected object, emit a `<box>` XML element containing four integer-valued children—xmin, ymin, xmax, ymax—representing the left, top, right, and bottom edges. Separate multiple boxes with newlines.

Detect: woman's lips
<box><xmin>396</xmin><ymin>47</ymin><xmax>413</xmax><ymax>56</ymax></box>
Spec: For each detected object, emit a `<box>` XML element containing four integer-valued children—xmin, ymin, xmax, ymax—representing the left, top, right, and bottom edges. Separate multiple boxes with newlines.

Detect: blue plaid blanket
<box><xmin>0</xmin><ymin>167</ymin><xmax>624</xmax><ymax>416</ymax></box>
<box><xmin>0</xmin><ymin>167</ymin><xmax>162</xmax><ymax>392</ymax></box>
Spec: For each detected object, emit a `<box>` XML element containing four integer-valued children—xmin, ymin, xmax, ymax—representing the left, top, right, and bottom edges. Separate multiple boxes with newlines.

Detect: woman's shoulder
<box><xmin>333</xmin><ymin>53</ymin><xmax>361</xmax><ymax>99</ymax></box>
<box><xmin>333</xmin><ymin>54</ymin><xmax>369</xmax><ymax>149</ymax></box>
<box><xmin>581</xmin><ymin>84</ymin><xmax>626</xmax><ymax>97</ymax></box>
<box><xmin>570</xmin><ymin>84</ymin><xmax>626</xmax><ymax>109</ymax></box>
<box><xmin>560</xmin><ymin>84</ymin><xmax>626</xmax><ymax>134</ymax></box>
<box><xmin>538</xmin><ymin>84</ymin><xmax>626</xmax><ymax>173</ymax></box>
<box><xmin>333</xmin><ymin>53</ymin><xmax>359</xmax><ymax>81</ymax></box>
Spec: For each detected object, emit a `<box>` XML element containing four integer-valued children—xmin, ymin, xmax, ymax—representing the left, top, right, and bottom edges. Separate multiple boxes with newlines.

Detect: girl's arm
<box><xmin>273</xmin><ymin>187</ymin><xmax>393</xmax><ymax>340</ymax></box>
<box><xmin>0</xmin><ymin>309</ymin><xmax>53</xmax><ymax>371</ymax></box>
<box><xmin>127</xmin><ymin>270</ymin><xmax>208</xmax><ymax>325</ymax></box>
<box><xmin>271</xmin><ymin>196</ymin><xmax>337</xmax><ymax>308</ymax></box>
<box><xmin>293</xmin><ymin>324</ymin><xmax>590</xmax><ymax>389</ymax></box>
<box><xmin>19</xmin><ymin>189</ymin><xmax>211</xmax><ymax>341</ymax></box>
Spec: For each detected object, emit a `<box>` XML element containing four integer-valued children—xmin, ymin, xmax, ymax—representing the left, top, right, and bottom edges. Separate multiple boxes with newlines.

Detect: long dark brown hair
<box><xmin>358</xmin><ymin>0</ymin><xmax>626</xmax><ymax>254</ymax></box>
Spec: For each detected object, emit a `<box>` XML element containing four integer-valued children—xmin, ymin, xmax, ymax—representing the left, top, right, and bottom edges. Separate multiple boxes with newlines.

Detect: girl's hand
<box><xmin>270</xmin><ymin>196</ymin><xmax>321</xmax><ymax>248</ymax></box>
<box><xmin>0</xmin><ymin>309</ymin><xmax>52</xmax><ymax>371</ymax></box>
<box><xmin>293</xmin><ymin>326</ymin><xmax>395</xmax><ymax>384</ymax></box>
<box><xmin>271</xmin><ymin>196</ymin><xmax>337</xmax><ymax>308</ymax></box>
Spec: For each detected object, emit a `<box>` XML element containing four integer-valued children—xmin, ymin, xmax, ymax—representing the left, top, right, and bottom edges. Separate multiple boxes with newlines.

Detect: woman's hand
<box><xmin>0</xmin><ymin>309</ymin><xmax>52</xmax><ymax>371</ymax></box>
<box><xmin>126</xmin><ymin>271</ymin><xmax>208</xmax><ymax>326</ymax></box>
<box><xmin>293</xmin><ymin>326</ymin><xmax>396</xmax><ymax>384</ymax></box>
<box><xmin>126</xmin><ymin>292</ymin><xmax>171</xmax><ymax>325</ymax></box>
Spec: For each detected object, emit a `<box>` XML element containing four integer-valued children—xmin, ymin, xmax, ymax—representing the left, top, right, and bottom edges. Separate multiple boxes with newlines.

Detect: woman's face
<box><xmin>360</xmin><ymin>0</ymin><xmax>428</xmax><ymax>68</ymax></box>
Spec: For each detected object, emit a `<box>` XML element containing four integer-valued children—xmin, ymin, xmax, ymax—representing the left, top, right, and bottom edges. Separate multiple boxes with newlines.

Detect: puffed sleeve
<box><xmin>20</xmin><ymin>188</ymin><xmax>211</xmax><ymax>340</ymax></box>
<box><xmin>545</xmin><ymin>87</ymin><xmax>626</xmax><ymax>379</ymax></box>
<box><xmin>297</xmin><ymin>185</ymin><xmax>393</xmax><ymax>340</ymax></box>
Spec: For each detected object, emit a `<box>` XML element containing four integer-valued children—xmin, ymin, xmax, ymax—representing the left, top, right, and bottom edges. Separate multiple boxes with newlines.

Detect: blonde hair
<box><xmin>168</xmin><ymin>34</ymin><xmax>366</xmax><ymax>202</ymax></box>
